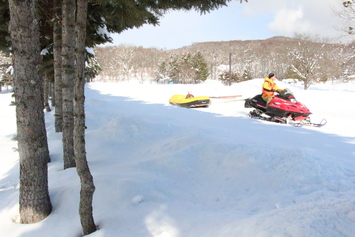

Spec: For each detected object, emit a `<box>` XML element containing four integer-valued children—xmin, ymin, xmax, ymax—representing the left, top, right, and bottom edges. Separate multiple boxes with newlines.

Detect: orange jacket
<box><xmin>262</xmin><ymin>77</ymin><xmax>282</xmax><ymax>98</ymax></box>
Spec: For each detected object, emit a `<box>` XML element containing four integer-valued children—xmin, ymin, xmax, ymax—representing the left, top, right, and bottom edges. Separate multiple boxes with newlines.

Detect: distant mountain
<box><xmin>94</xmin><ymin>36</ymin><xmax>349</xmax><ymax>83</ymax></box>
<box><xmin>172</xmin><ymin>36</ymin><xmax>339</xmax><ymax>53</ymax></box>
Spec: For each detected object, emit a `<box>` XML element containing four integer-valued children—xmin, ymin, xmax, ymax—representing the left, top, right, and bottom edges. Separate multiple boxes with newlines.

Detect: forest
<box><xmin>2</xmin><ymin>35</ymin><xmax>355</xmax><ymax>92</ymax></box>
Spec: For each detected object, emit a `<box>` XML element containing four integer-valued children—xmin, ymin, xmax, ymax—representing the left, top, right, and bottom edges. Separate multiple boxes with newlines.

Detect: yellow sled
<box><xmin>169</xmin><ymin>95</ymin><xmax>211</xmax><ymax>108</ymax></box>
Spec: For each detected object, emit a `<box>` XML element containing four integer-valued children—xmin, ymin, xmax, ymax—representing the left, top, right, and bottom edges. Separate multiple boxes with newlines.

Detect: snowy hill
<box><xmin>1</xmin><ymin>79</ymin><xmax>355</xmax><ymax>237</ymax></box>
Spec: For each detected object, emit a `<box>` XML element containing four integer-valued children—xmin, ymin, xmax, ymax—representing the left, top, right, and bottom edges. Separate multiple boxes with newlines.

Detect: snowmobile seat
<box><xmin>252</xmin><ymin>94</ymin><xmax>267</xmax><ymax>107</ymax></box>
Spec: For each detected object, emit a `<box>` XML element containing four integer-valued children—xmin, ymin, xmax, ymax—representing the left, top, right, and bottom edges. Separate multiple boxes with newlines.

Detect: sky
<box><xmin>104</xmin><ymin>0</ymin><xmax>347</xmax><ymax>49</ymax></box>
<box><xmin>1</xmin><ymin>79</ymin><xmax>355</xmax><ymax>236</ymax></box>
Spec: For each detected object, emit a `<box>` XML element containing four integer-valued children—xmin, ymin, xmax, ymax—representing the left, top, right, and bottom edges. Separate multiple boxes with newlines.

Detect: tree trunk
<box><xmin>62</xmin><ymin>0</ymin><xmax>76</xmax><ymax>168</ymax></box>
<box><xmin>43</xmin><ymin>74</ymin><xmax>52</xmax><ymax>112</ymax></box>
<box><xmin>8</xmin><ymin>0</ymin><xmax>52</xmax><ymax>223</ymax></box>
<box><xmin>50</xmin><ymin>81</ymin><xmax>55</xmax><ymax>107</ymax></box>
<box><xmin>74</xmin><ymin>0</ymin><xmax>96</xmax><ymax>234</ymax></box>
<box><xmin>53</xmin><ymin>0</ymin><xmax>63</xmax><ymax>132</ymax></box>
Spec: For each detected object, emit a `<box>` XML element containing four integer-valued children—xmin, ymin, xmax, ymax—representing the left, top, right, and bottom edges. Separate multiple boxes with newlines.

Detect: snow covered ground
<box><xmin>1</xmin><ymin>79</ymin><xmax>355</xmax><ymax>237</ymax></box>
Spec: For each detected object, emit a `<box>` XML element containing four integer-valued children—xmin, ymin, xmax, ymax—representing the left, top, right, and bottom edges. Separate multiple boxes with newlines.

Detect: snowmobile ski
<box><xmin>290</xmin><ymin>118</ymin><xmax>327</xmax><ymax>127</ymax></box>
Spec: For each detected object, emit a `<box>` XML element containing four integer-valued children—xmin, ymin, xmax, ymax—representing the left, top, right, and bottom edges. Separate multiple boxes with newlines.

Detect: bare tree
<box><xmin>334</xmin><ymin>0</ymin><xmax>355</xmax><ymax>36</ymax></box>
<box><xmin>114</xmin><ymin>45</ymin><xmax>136</xmax><ymax>81</ymax></box>
<box><xmin>333</xmin><ymin>1</ymin><xmax>355</xmax><ymax>81</ymax></box>
<box><xmin>95</xmin><ymin>47</ymin><xmax>117</xmax><ymax>81</ymax></box>
<box><xmin>288</xmin><ymin>34</ymin><xmax>327</xmax><ymax>89</ymax></box>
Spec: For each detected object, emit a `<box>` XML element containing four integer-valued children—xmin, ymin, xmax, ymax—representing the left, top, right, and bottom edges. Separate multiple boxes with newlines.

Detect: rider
<box><xmin>186</xmin><ymin>91</ymin><xmax>194</xmax><ymax>99</ymax></box>
<box><xmin>262</xmin><ymin>73</ymin><xmax>284</xmax><ymax>107</ymax></box>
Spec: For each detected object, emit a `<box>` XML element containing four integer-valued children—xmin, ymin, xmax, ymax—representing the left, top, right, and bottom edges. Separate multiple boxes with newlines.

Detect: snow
<box><xmin>1</xmin><ymin>79</ymin><xmax>355</xmax><ymax>237</ymax></box>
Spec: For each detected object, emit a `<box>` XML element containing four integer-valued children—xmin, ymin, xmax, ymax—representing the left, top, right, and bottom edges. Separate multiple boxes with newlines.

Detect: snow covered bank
<box><xmin>1</xmin><ymin>79</ymin><xmax>355</xmax><ymax>236</ymax></box>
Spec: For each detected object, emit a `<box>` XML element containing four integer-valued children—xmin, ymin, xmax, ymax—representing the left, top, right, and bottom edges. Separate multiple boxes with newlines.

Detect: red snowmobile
<box><xmin>244</xmin><ymin>88</ymin><xmax>326</xmax><ymax>127</ymax></box>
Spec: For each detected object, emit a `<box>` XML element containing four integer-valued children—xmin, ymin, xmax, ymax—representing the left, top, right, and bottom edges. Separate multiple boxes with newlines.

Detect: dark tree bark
<box><xmin>62</xmin><ymin>0</ymin><xmax>76</xmax><ymax>168</ymax></box>
<box><xmin>53</xmin><ymin>0</ymin><xmax>63</xmax><ymax>132</ymax></box>
<box><xmin>43</xmin><ymin>74</ymin><xmax>51</xmax><ymax>112</ymax></box>
<box><xmin>74</xmin><ymin>0</ymin><xmax>96</xmax><ymax>234</ymax></box>
<box><xmin>50</xmin><ymin>81</ymin><xmax>55</xmax><ymax>107</ymax></box>
<box><xmin>8</xmin><ymin>0</ymin><xmax>52</xmax><ymax>223</ymax></box>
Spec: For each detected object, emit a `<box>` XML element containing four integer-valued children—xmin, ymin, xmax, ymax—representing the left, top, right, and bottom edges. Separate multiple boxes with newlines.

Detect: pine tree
<box><xmin>74</xmin><ymin>0</ymin><xmax>96</xmax><ymax>234</ymax></box>
<box><xmin>180</xmin><ymin>53</ymin><xmax>194</xmax><ymax>83</ymax></box>
<box><xmin>8</xmin><ymin>0</ymin><xmax>52</xmax><ymax>223</ymax></box>
<box><xmin>61</xmin><ymin>0</ymin><xmax>76</xmax><ymax>169</ymax></box>
<box><xmin>156</xmin><ymin>61</ymin><xmax>168</xmax><ymax>83</ymax></box>
<box><xmin>219</xmin><ymin>71</ymin><xmax>239</xmax><ymax>85</ymax></box>
<box><xmin>53</xmin><ymin>1</ymin><xmax>63</xmax><ymax>132</ymax></box>
<box><xmin>0</xmin><ymin>1</ymin><xmax>10</xmax><ymax>53</ymax></box>
<box><xmin>168</xmin><ymin>54</ymin><xmax>181</xmax><ymax>83</ymax></box>
<box><xmin>192</xmin><ymin>52</ymin><xmax>210</xmax><ymax>82</ymax></box>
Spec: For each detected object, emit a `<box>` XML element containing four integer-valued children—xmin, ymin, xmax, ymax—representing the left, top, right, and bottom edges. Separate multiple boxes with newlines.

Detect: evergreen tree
<box><xmin>219</xmin><ymin>71</ymin><xmax>239</xmax><ymax>85</ymax></box>
<box><xmin>53</xmin><ymin>0</ymin><xmax>63</xmax><ymax>132</ymax></box>
<box><xmin>241</xmin><ymin>68</ymin><xmax>252</xmax><ymax>81</ymax></box>
<box><xmin>192</xmin><ymin>52</ymin><xmax>210</xmax><ymax>82</ymax></box>
<box><xmin>85</xmin><ymin>54</ymin><xmax>102</xmax><ymax>82</ymax></box>
<box><xmin>74</xmin><ymin>0</ymin><xmax>96</xmax><ymax>234</ymax></box>
<box><xmin>156</xmin><ymin>61</ymin><xmax>168</xmax><ymax>83</ymax></box>
<box><xmin>0</xmin><ymin>70</ymin><xmax>12</xmax><ymax>91</ymax></box>
<box><xmin>157</xmin><ymin>52</ymin><xmax>210</xmax><ymax>83</ymax></box>
<box><xmin>0</xmin><ymin>1</ymin><xmax>10</xmax><ymax>53</ymax></box>
<box><xmin>62</xmin><ymin>0</ymin><xmax>76</xmax><ymax>169</ymax></box>
<box><xmin>180</xmin><ymin>53</ymin><xmax>194</xmax><ymax>83</ymax></box>
<box><xmin>168</xmin><ymin>54</ymin><xmax>180</xmax><ymax>83</ymax></box>
<box><xmin>8</xmin><ymin>0</ymin><xmax>52</xmax><ymax>223</ymax></box>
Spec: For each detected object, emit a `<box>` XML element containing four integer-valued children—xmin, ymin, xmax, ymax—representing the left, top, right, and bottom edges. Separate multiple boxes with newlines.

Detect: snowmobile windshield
<box><xmin>277</xmin><ymin>88</ymin><xmax>297</xmax><ymax>102</ymax></box>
